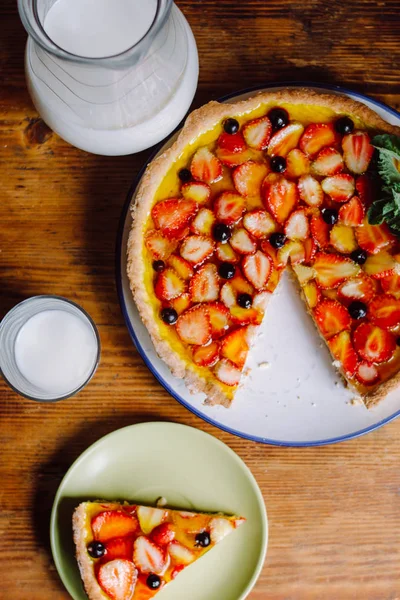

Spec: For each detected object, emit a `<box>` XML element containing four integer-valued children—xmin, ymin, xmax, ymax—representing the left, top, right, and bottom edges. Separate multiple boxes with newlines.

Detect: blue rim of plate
<box><xmin>116</xmin><ymin>81</ymin><xmax>400</xmax><ymax>447</ymax></box>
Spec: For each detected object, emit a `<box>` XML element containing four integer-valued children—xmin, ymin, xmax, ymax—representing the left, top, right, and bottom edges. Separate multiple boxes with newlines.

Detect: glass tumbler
<box><xmin>17</xmin><ymin>0</ymin><xmax>199</xmax><ymax>155</ymax></box>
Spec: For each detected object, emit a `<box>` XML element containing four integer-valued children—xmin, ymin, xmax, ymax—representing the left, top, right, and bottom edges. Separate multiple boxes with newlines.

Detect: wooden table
<box><xmin>1</xmin><ymin>1</ymin><xmax>400</xmax><ymax>598</ymax></box>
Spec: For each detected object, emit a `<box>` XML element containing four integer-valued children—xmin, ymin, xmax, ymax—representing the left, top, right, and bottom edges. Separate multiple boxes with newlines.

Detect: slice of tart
<box><xmin>73</xmin><ymin>501</ymin><xmax>245</xmax><ymax>600</ymax></box>
<box><xmin>127</xmin><ymin>88</ymin><xmax>400</xmax><ymax>408</ymax></box>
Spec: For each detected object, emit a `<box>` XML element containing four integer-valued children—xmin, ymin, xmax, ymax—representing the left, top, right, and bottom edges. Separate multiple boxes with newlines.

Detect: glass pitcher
<box><xmin>17</xmin><ymin>0</ymin><xmax>199</xmax><ymax>155</ymax></box>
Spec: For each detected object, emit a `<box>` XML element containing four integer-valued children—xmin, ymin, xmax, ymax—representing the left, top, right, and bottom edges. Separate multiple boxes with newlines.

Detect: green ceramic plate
<box><xmin>50</xmin><ymin>422</ymin><xmax>268</xmax><ymax>600</ymax></box>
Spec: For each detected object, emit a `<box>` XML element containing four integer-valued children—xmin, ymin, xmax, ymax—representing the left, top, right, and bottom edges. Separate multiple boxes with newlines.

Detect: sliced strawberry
<box><xmin>171</xmin><ymin>565</ymin><xmax>186</xmax><ymax>580</ymax></box>
<box><xmin>363</xmin><ymin>251</ymin><xmax>398</xmax><ymax>279</ymax></box>
<box><xmin>298</xmin><ymin>174</ymin><xmax>324</xmax><ymax>207</ymax></box>
<box><xmin>133</xmin><ymin>536</ymin><xmax>166</xmax><ymax>575</ymax></box>
<box><xmin>214</xmin><ymin>191</ymin><xmax>246</xmax><ymax>225</ymax></box>
<box><xmin>304</xmin><ymin>237</ymin><xmax>318</xmax><ymax>263</ymax></box>
<box><xmin>169</xmin><ymin>293</ymin><xmax>192</xmax><ymax>315</ymax></box>
<box><xmin>311</xmin><ymin>147</ymin><xmax>344</xmax><ymax>177</ymax></box>
<box><xmin>302</xmin><ymin>280</ymin><xmax>321</xmax><ymax>309</ymax></box>
<box><xmin>284</xmin><ymin>208</ymin><xmax>310</xmax><ymax>241</ymax></box>
<box><xmin>136</xmin><ymin>506</ymin><xmax>167</xmax><ymax>535</ymax></box>
<box><xmin>230</xmin><ymin>306</ymin><xmax>263</xmax><ymax>325</ymax></box>
<box><xmin>267</xmin><ymin>122</ymin><xmax>305</xmax><ymax>157</ymax></box>
<box><xmin>216</xmin><ymin>242</ymin><xmax>239</xmax><ymax>263</ymax></box>
<box><xmin>277</xmin><ymin>240</ymin><xmax>305</xmax><ymax>267</ymax></box>
<box><xmin>98</xmin><ymin>559</ymin><xmax>137</xmax><ymax>600</ymax></box>
<box><xmin>313</xmin><ymin>253</ymin><xmax>360</xmax><ymax>289</ymax></box>
<box><xmin>214</xmin><ymin>358</ymin><xmax>242</xmax><ymax>386</ymax></box>
<box><xmin>314</xmin><ymin>299</ymin><xmax>351</xmax><ymax>339</ymax></box>
<box><xmin>209</xmin><ymin>518</ymin><xmax>235</xmax><ymax>543</ymax></box>
<box><xmin>369</xmin><ymin>294</ymin><xmax>400</xmax><ymax>329</ymax></box>
<box><xmin>242</xmin><ymin>250</ymin><xmax>271</xmax><ymax>289</ymax></box>
<box><xmin>167</xmin><ymin>541</ymin><xmax>195</xmax><ymax>565</ymax></box>
<box><xmin>321</xmin><ymin>174</ymin><xmax>355</xmax><ymax>202</ymax></box>
<box><xmin>216</xmin><ymin>147</ymin><xmax>254</xmax><ymax>167</ymax></box>
<box><xmin>355</xmin><ymin>222</ymin><xmax>396</xmax><ymax>255</ymax></box>
<box><xmin>330</xmin><ymin>224</ymin><xmax>358</xmax><ymax>254</ymax></box>
<box><xmin>220</xmin><ymin>327</ymin><xmax>249</xmax><ymax>368</ymax></box>
<box><xmin>310</xmin><ymin>214</ymin><xmax>330</xmax><ymax>249</ymax></box>
<box><xmin>92</xmin><ymin>511</ymin><xmax>139</xmax><ymax>542</ymax></box>
<box><xmin>338</xmin><ymin>197</ymin><xmax>365</xmax><ymax>227</ymax></box>
<box><xmin>181</xmin><ymin>181</ymin><xmax>211</xmax><ymax>204</ymax></box>
<box><xmin>381</xmin><ymin>272</ymin><xmax>400</xmax><ymax>298</ymax></box>
<box><xmin>189</xmin><ymin>263</ymin><xmax>220</xmax><ymax>303</ymax></box>
<box><xmin>145</xmin><ymin>230</ymin><xmax>178</xmax><ymax>260</ymax></box>
<box><xmin>152</xmin><ymin>198</ymin><xmax>198</xmax><ymax>238</ymax></box>
<box><xmin>220</xmin><ymin>282</ymin><xmax>236</xmax><ymax>308</ymax></box>
<box><xmin>242</xmin><ymin>116</ymin><xmax>272</xmax><ymax>150</ymax></box>
<box><xmin>264</xmin><ymin>176</ymin><xmax>299</xmax><ymax>224</ymax></box>
<box><xmin>180</xmin><ymin>235</ymin><xmax>215</xmax><ymax>265</ymax></box>
<box><xmin>328</xmin><ymin>330</ymin><xmax>359</xmax><ymax>377</ymax></box>
<box><xmin>233</xmin><ymin>161</ymin><xmax>269</xmax><ymax>197</ymax></box>
<box><xmin>292</xmin><ymin>264</ymin><xmax>316</xmax><ymax>285</ymax></box>
<box><xmin>243</xmin><ymin>209</ymin><xmax>276</xmax><ymax>239</ymax></box>
<box><xmin>342</xmin><ymin>130</ymin><xmax>374</xmax><ymax>174</ymax></box>
<box><xmin>353</xmin><ymin>322</ymin><xmax>396</xmax><ymax>363</ymax></box>
<box><xmin>176</xmin><ymin>305</ymin><xmax>211</xmax><ymax>346</ymax></box>
<box><xmin>338</xmin><ymin>274</ymin><xmax>375</xmax><ymax>303</ymax></box>
<box><xmin>286</xmin><ymin>148</ymin><xmax>310</xmax><ymax>178</ymax></box>
<box><xmin>207</xmin><ymin>302</ymin><xmax>230</xmax><ymax>338</ymax></box>
<box><xmin>191</xmin><ymin>147</ymin><xmax>222</xmax><ymax>184</ymax></box>
<box><xmin>356</xmin><ymin>174</ymin><xmax>374</xmax><ymax>206</ymax></box>
<box><xmin>253</xmin><ymin>290</ymin><xmax>271</xmax><ymax>310</ymax></box>
<box><xmin>356</xmin><ymin>362</ymin><xmax>380</xmax><ymax>386</ymax></box>
<box><xmin>192</xmin><ymin>341</ymin><xmax>220</xmax><ymax>367</ymax></box>
<box><xmin>105</xmin><ymin>537</ymin><xmax>134</xmax><ymax>561</ymax></box>
<box><xmin>217</xmin><ymin>131</ymin><xmax>247</xmax><ymax>153</ymax></box>
<box><xmin>299</xmin><ymin>123</ymin><xmax>337</xmax><ymax>157</ymax></box>
<box><xmin>151</xmin><ymin>523</ymin><xmax>175</xmax><ymax>547</ymax></box>
<box><xmin>167</xmin><ymin>255</ymin><xmax>194</xmax><ymax>280</ymax></box>
<box><xmin>155</xmin><ymin>268</ymin><xmax>187</xmax><ymax>301</ymax></box>
<box><xmin>230</xmin><ymin>228</ymin><xmax>257</xmax><ymax>254</ymax></box>
<box><xmin>190</xmin><ymin>208</ymin><xmax>216</xmax><ymax>236</ymax></box>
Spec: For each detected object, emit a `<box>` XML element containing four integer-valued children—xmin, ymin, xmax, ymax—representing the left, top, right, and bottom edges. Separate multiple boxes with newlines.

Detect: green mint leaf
<box><xmin>372</xmin><ymin>134</ymin><xmax>400</xmax><ymax>157</ymax></box>
<box><xmin>372</xmin><ymin>134</ymin><xmax>400</xmax><ymax>185</ymax></box>
<box><xmin>367</xmin><ymin>199</ymin><xmax>387</xmax><ymax>224</ymax></box>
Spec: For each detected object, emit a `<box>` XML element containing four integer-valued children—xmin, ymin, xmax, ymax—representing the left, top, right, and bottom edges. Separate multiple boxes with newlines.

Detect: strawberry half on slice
<box><xmin>310</xmin><ymin>214</ymin><xmax>330</xmax><ymax>249</ymax></box>
<box><xmin>363</xmin><ymin>251</ymin><xmax>398</xmax><ymax>279</ymax></box>
<box><xmin>230</xmin><ymin>228</ymin><xmax>257</xmax><ymax>255</ymax></box>
<box><xmin>284</xmin><ymin>208</ymin><xmax>310</xmax><ymax>241</ymax></box>
<box><xmin>328</xmin><ymin>330</ymin><xmax>359</xmax><ymax>377</ymax></box>
<box><xmin>189</xmin><ymin>263</ymin><xmax>220</xmax><ymax>303</ymax></box>
<box><xmin>242</xmin><ymin>116</ymin><xmax>272</xmax><ymax>150</ymax></box>
<box><xmin>242</xmin><ymin>250</ymin><xmax>272</xmax><ymax>289</ymax></box>
<box><xmin>311</xmin><ymin>147</ymin><xmax>344</xmax><ymax>177</ymax></box>
<box><xmin>145</xmin><ymin>230</ymin><xmax>178</xmax><ymax>260</ymax></box>
<box><xmin>381</xmin><ymin>272</ymin><xmax>400</xmax><ymax>298</ymax></box>
<box><xmin>167</xmin><ymin>541</ymin><xmax>195</xmax><ymax>565</ymax></box>
<box><xmin>191</xmin><ymin>147</ymin><xmax>223</xmax><ymax>184</ymax></box>
<box><xmin>267</xmin><ymin>122</ymin><xmax>305</xmax><ymax>157</ymax></box>
<box><xmin>98</xmin><ymin>559</ymin><xmax>137</xmax><ymax>600</ymax></box>
<box><xmin>353</xmin><ymin>322</ymin><xmax>396</xmax><ymax>363</ymax></box>
<box><xmin>337</xmin><ymin>274</ymin><xmax>376</xmax><ymax>304</ymax></box>
<box><xmin>214</xmin><ymin>358</ymin><xmax>242</xmax><ymax>386</ymax></box>
<box><xmin>314</xmin><ymin>299</ymin><xmax>351</xmax><ymax>339</ymax></box>
<box><xmin>321</xmin><ymin>174</ymin><xmax>355</xmax><ymax>202</ymax></box>
<box><xmin>342</xmin><ymin>131</ymin><xmax>374</xmax><ymax>174</ymax></box>
<box><xmin>264</xmin><ymin>176</ymin><xmax>299</xmax><ymax>224</ymax></box>
<box><xmin>243</xmin><ymin>209</ymin><xmax>277</xmax><ymax>239</ymax></box>
<box><xmin>355</xmin><ymin>222</ymin><xmax>396</xmax><ymax>255</ymax></box>
<box><xmin>214</xmin><ymin>191</ymin><xmax>246</xmax><ymax>226</ymax></box>
<box><xmin>313</xmin><ymin>253</ymin><xmax>360</xmax><ymax>289</ymax></box>
<box><xmin>150</xmin><ymin>523</ymin><xmax>175</xmax><ymax>547</ymax></box>
<box><xmin>233</xmin><ymin>161</ymin><xmax>269</xmax><ymax>197</ymax></box>
<box><xmin>217</xmin><ymin>131</ymin><xmax>247</xmax><ymax>153</ymax></box>
<box><xmin>176</xmin><ymin>305</ymin><xmax>211</xmax><ymax>346</ymax></box>
<box><xmin>338</xmin><ymin>196</ymin><xmax>365</xmax><ymax>227</ymax></box>
<box><xmin>298</xmin><ymin>174</ymin><xmax>323</xmax><ymax>207</ymax></box>
<box><xmin>155</xmin><ymin>269</ymin><xmax>187</xmax><ymax>301</ymax></box>
<box><xmin>105</xmin><ymin>537</ymin><xmax>135</xmax><ymax>562</ymax></box>
<box><xmin>133</xmin><ymin>536</ymin><xmax>166</xmax><ymax>575</ymax></box>
<box><xmin>368</xmin><ymin>294</ymin><xmax>400</xmax><ymax>329</ymax></box>
<box><xmin>181</xmin><ymin>181</ymin><xmax>211</xmax><ymax>204</ymax></box>
<box><xmin>299</xmin><ymin>123</ymin><xmax>337</xmax><ymax>157</ymax></box>
<box><xmin>356</xmin><ymin>362</ymin><xmax>380</xmax><ymax>386</ymax></box>
<box><xmin>152</xmin><ymin>198</ymin><xmax>198</xmax><ymax>239</ymax></box>
<box><xmin>190</xmin><ymin>208</ymin><xmax>216</xmax><ymax>236</ymax></box>
<box><xmin>136</xmin><ymin>506</ymin><xmax>167</xmax><ymax>535</ymax></box>
<box><xmin>92</xmin><ymin>511</ymin><xmax>139</xmax><ymax>542</ymax></box>
<box><xmin>180</xmin><ymin>235</ymin><xmax>215</xmax><ymax>265</ymax></box>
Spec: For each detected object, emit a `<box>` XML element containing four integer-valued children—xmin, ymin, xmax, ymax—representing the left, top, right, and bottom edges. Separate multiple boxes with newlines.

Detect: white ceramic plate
<box><xmin>50</xmin><ymin>422</ymin><xmax>267</xmax><ymax>600</ymax></box>
<box><xmin>116</xmin><ymin>83</ymin><xmax>400</xmax><ymax>446</ymax></box>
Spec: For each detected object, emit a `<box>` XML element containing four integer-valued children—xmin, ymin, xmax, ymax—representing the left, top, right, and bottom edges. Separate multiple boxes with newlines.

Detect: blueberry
<box><xmin>348</xmin><ymin>301</ymin><xmax>367</xmax><ymax>320</ymax></box>
<box><xmin>153</xmin><ymin>260</ymin><xmax>165</xmax><ymax>272</ymax></box>
<box><xmin>195</xmin><ymin>531</ymin><xmax>211</xmax><ymax>547</ymax></box>
<box><xmin>270</xmin><ymin>156</ymin><xmax>286</xmax><ymax>173</ymax></box>
<box><xmin>350</xmin><ymin>249</ymin><xmax>367</xmax><ymax>265</ymax></box>
<box><xmin>321</xmin><ymin>208</ymin><xmax>338</xmax><ymax>225</ymax></box>
<box><xmin>87</xmin><ymin>542</ymin><xmax>105</xmax><ymax>558</ymax></box>
<box><xmin>269</xmin><ymin>232</ymin><xmax>286</xmax><ymax>249</ymax></box>
<box><xmin>161</xmin><ymin>308</ymin><xmax>178</xmax><ymax>325</ymax></box>
<box><xmin>147</xmin><ymin>574</ymin><xmax>161</xmax><ymax>590</ymax></box>
<box><xmin>218</xmin><ymin>262</ymin><xmax>236</xmax><ymax>279</ymax></box>
<box><xmin>178</xmin><ymin>168</ymin><xmax>192</xmax><ymax>183</ymax></box>
<box><xmin>237</xmin><ymin>293</ymin><xmax>252</xmax><ymax>309</ymax></box>
<box><xmin>213</xmin><ymin>223</ymin><xmax>232</xmax><ymax>243</ymax></box>
<box><xmin>335</xmin><ymin>116</ymin><xmax>354</xmax><ymax>135</ymax></box>
<box><xmin>223</xmin><ymin>118</ymin><xmax>240</xmax><ymax>135</ymax></box>
<box><xmin>267</xmin><ymin>107</ymin><xmax>289</xmax><ymax>131</ymax></box>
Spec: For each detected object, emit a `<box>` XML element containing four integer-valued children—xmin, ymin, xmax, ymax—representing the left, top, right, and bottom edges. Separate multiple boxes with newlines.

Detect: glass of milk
<box><xmin>17</xmin><ymin>0</ymin><xmax>198</xmax><ymax>155</ymax></box>
<box><xmin>0</xmin><ymin>296</ymin><xmax>100</xmax><ymax>402</ymax></box>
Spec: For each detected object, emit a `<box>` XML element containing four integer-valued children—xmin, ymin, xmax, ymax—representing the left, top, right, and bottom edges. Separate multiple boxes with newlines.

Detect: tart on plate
<box><xmin>73</xmin><ymin>501</ymin><xmax>245</xmax><ymax>600</ymax></box>
<box><xmin>127</xmin><ymin>88</ymin><xmax>400</xmax><ymax>408</ymax></box>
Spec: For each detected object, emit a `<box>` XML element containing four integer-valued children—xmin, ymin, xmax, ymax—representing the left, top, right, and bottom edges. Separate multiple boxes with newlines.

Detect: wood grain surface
<box><xmin>1</xmin><ymin>1</ymin><xmax>400</xmax><ymax>598</ymax></box>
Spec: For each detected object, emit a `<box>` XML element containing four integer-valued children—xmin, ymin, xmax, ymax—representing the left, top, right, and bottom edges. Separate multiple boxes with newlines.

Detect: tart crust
<box><xmin>127</xmin><ymin>88</ymin><xmax>400</xmax><ymax>407</ymax></box>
